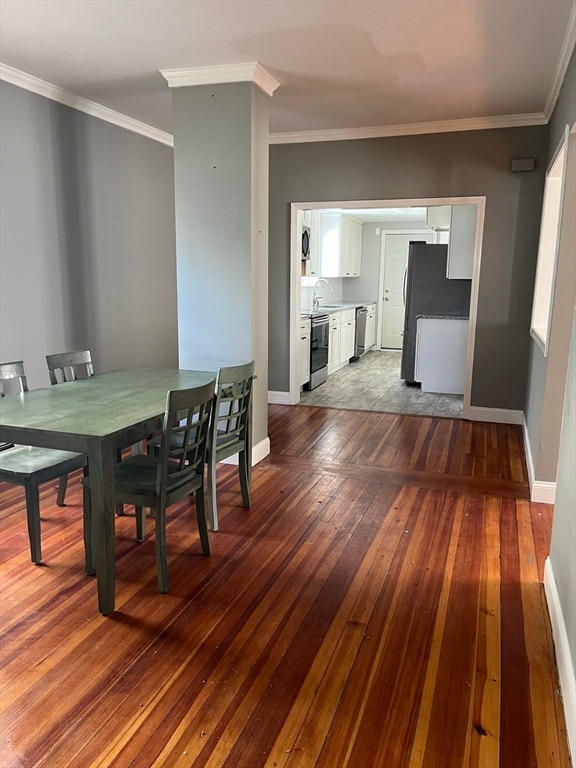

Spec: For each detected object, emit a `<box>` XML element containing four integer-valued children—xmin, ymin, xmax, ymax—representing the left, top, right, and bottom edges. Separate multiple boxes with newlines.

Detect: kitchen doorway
<box><xmin>289</xmin><ymin>197</ymin><xmax>485</xmax><ymax>417</ymax></box>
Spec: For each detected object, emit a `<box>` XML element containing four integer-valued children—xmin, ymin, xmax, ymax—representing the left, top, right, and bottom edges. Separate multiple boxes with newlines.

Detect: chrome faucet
<box><xmin>312</xmin><ymin>278</ymin><xmax>333</xmax><ymax>311</ymax></box>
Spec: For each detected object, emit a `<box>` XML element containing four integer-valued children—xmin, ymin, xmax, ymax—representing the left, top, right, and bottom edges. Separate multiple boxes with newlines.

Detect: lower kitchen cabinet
<box><xmin>340</xmin><ymin>309</ymin><xmax>356</xmax><ymax>363</ymax></box>
<box><xmin>328</xmin><ymin>314</ymin><xmax>341</xmax><ymax>375</ymax></box>
<box><xmin>365</xmin><ymin>303</ymin><xmax>376</xmax><ymax>350</ymax></box>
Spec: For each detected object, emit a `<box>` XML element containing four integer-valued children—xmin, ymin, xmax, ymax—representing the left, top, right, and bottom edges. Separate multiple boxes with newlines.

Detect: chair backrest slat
<box><xmin>46</xmin><ymin>351</ymin><xmax>94</xmax><ymax>385</ymax></box>
<box><xmin>157</xmin><ymin>380</ymin><xmax>216</xmax><ymax>499</ymax></box>
<box><xmin>212</xmin><ymin>361</ymin><xmax>255</xmax><ymax>451</ymax></box>
<box><xmin>0</xmin><ymin>360</ymin><xmax>28</xmax><ymax>397</ymax></box>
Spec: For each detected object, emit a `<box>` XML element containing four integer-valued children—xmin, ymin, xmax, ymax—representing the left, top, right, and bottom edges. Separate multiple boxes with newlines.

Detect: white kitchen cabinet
<box><xmin>319</xmin><ymin>213</ymin><xmax>362</xmax><ymax>277</ymax></box>
<box><xmin>328</xmin><ymin>312</ymin><xmax>341</xmax><ymax>375</ymax></box>
<box><xmin>446</xmin><ymin>204</ymin><xmax>476</xmax><ymax>279</ymax></box>
<box><xmin>426</xmin><ymin>205</ymin><xmax>452</xmax><ymax>230</ymax></box>
<box><xmin>340</xmin><ymin>308</ymin><xmax>356</xmax><ymax>363</ymax></box>
<box><xmin>365</xmin><ymin>303</ymin><xmax>376</xmax><ymax>350</ymax></box>
<box><xmin>299</xmin><ymin>318</ymin><xmax>311</xmax><ymax>387</ymax></box>
<box><xmin>340</xmin><ymin>216</ymin><xmax>362</xmax><ymax>277</ymax></box>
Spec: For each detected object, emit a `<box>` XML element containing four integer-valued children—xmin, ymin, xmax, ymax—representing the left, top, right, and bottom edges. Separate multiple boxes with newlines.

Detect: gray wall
<box><xmin>269</xmin><ymin>127</ymin><xmax>549</xmax><ymax>407</ymax></box>
<box><xmin>0</xmin><ymin>81</ymin><xmax>178</xmax><ymax>390</ymax></box>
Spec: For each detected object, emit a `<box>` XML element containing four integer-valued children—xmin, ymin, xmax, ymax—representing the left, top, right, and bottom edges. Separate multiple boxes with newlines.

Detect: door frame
<box><xmin>289</xmin><ymin>197</ymin><xmax>486</xmax><ymax>419</ymax></box>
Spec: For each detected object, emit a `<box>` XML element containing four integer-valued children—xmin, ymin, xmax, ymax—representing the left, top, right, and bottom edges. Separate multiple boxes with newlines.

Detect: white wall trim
<box><xmin>160</xmin><ymin>62</ymin><xmax>280</xmax><ymax>97</ymax></box>
<box><xmin>523</xmin><ymin>413</ymin><xmax>537</xmax><ymax>487</ymax></box>
<box><xmin>0</xmin><ymin>62</ymin><xmax>555</xmax><ymax>151</ymax></box>
<box><xmin>270</xmin><ymin>113</ymin><xmax>547</xmax><ymax>145</ymax></box>
<box><xmin>220</xmin><ymin>436</ymin><xmax>270</xmax><ymax>467</ymax></box>
<box><xmin>466</xmin><ymin>406</ymin><xmax>524</xmax><ymax>425</ymax></box>
<box><xmin>5</xmin><ymin>53</ymin><xmax>573</xmax><ymax>150</ymax></box>
<box><xmin>268</xmin><ymin>391</ymin><xmax>291</xmax><ymax>405</ymax></box>
<box><xmin>0</xmin><ymin>63</ymin><xmax>174</xmax><ymax>146</ymax></box>
<box><xmin>530</xmin><ymin>480</ymin><xmax>557</xmax><ymax>504</ymax></box>
<box><xmin>522</xmin><ymin>413</ymin><xmax>557</xmax><ymax>503</ymax></box>
<box><xmin>543</xmin><ymin>2</ymin><xmax>576</xmax><ymax>120</ymax></box>
<box><xmin>544</xmin><ymin>558</ymin><xmax>576</xmax><ymax>763</ymax></box>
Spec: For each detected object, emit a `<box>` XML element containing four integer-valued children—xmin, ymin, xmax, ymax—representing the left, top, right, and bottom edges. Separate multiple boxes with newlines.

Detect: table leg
<box><xmin>88</xmin><ymin>438</ymin><xmax>116</xmax><ymax>615</ymax></box>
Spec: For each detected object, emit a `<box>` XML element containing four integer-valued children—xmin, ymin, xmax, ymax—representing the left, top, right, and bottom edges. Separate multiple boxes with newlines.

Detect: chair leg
<box><xmin>195</xmin><ymin>487</ymin><xmax>211</xmax><ymax>556</ymax></box>
<box><xmin>135</xmin><ymin>506</ymin><xmax>146</xmax><ymax>542</ymax></box>
<box><xmin>24</xmin><ymin>482</ymin><xmax>42</xmax><ymax>564</ymax></box>
<box><xmin>56</xmin><ymin>474</ymin><xmax>68</xmax><ymax>506</ymax></box>
<box><xmin>154</xmin><ymin>505</ymin><xmax>168</xmax><ymax>594</ymax></box>
<box><xmin>82</xmin><ymin>468</ymin><xmax>95</xmax><ymax>575</ymax></box>
<box><xmin>238</xmin><ymin>448</ymin><xmax>251</xmax><ymax>508</ymax></box>
<box><xmin>207</xmin><ymin>452</ymin><xmax>218</xmax><ymax>532</ymax></box>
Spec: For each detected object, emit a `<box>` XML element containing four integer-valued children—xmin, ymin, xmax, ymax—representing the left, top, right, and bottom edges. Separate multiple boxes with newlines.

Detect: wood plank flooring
<box><xmin>0</xmin><ymin>405</ymin><xmax>570</xmax><ymax>767</ymax></box>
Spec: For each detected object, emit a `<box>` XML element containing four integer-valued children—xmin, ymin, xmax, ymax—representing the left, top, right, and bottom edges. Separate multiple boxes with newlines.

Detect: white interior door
<box><xmin>381</xmin><ymin>233</ymin><xmax>433</xmax><ymax>349</ymax></box>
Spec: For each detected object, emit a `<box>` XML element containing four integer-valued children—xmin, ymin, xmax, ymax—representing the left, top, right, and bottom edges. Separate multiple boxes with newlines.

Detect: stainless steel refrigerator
<box><xmin>400</xmin><ymin>242</ymin><xmax>471</xmax><ymax>384</ymax></box>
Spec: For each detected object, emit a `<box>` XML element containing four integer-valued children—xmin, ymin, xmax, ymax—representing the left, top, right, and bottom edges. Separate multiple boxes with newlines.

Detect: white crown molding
<box><xmin>269</xmin><ymin>113</ymin><xmax>548</xmax><ymax>145</ymax></box>
<box><xmin>2</xmin><ymin>49</ymin><xmax>568</xmax><ymax>150</ymax></box>
<box><xmin>160</xmin><ymin>62</ymin><xmax>280</xmax><ymax>97</ymax></box>
<box><xmin>544</xmin><ymin>2</ymin><xmax>576</xmax><ymax>120</ymax></box>
<box><xmin>0</xmin><ymin>63</ymin><xmax>174</xmax><ymax>147</ymax></box>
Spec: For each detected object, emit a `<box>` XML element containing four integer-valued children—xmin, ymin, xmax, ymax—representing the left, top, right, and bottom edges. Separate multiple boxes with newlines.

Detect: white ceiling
<box><xmin>0</xmin><ymin>0</ymin><xmax>574</xmax><ymax>143</ymax></box>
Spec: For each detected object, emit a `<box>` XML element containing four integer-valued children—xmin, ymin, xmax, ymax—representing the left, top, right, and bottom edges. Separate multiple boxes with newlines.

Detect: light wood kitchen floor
<box><xmin>300</xmin><ymin>349</ymin><xmax>464</xmax><ymax>417</ymax></box>
<box><xmin>0</xmin><ymin>405</ymin><xmax>569</xmax><ymax>766</ymax></box>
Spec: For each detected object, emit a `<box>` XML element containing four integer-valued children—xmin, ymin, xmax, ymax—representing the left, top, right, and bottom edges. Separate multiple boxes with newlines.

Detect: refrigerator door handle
<box><xmin>402</xmin><ymin>267</ymin><xmax>407</xmax><ymax>306</ymax></box>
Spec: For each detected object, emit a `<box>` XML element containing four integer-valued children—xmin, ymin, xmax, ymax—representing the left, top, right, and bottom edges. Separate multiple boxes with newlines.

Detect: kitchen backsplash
<box><xmin>301</xmin><ymin>276</ymin><xmax>344</xmax><ymax>312</ymax></box>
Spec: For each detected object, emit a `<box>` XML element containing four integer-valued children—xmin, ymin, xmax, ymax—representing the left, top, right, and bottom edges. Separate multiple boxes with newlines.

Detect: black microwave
<box><xmin>302</xmin><ymin>225</ymin><xmax>311</xmax><ymax>260</ymax></box>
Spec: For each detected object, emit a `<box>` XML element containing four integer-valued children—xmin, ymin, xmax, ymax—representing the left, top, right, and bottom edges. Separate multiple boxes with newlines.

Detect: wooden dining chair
<box><xmin>84</xmin><ymin>379</ymin><xmax>216</xmax><ymax>593</ymax></box>
<box><xmin>46</xmin><ymin>350</ymin><xmax>94</xmax><ymax>384</ymax></box>
<box><xmin>0</xmin><ymin>361</ymin><xmax>91</xmax><ymax>569</ymax></box>
<box><xmin>146</xmin><ymin>361</ymin><xmax>255</xmax><ymax>532</ymax></box>
<box><xmin>207</xmin><ymin>360</ymin><xmax>255</xmax><ymax>532</ymax></box>
<box><xmin>46</xmin><ymin>349</ymin><xmax>125</xmax><ymax>514</ymax></box>
<box><xmin>45</xmin><ymin>350</ymin><xmax>94</xmax><ymax>504</ymax></box>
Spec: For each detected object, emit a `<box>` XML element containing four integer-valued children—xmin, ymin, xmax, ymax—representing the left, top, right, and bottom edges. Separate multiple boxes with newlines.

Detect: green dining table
<box><xmin>0</xmin><ymin>367</ymin><xmax>216</xmax><ymax>615</ymax></box>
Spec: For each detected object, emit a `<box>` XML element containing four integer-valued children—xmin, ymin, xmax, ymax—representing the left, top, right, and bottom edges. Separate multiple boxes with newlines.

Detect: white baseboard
<box><xmin>544</xmin><ymin>558</ymin><xmax>576</xmax><ymax>762</ymax></box>
<box><xmin>268</xmin><ymin>391</ymin><xmax>291</xmax><ymax>405</ymax></box>
<box><xmin>466</xmin><ymin>405</ymin><xmax>524</xmax><ymax>424</ymax></box>
<box><xmin>522</xmin><ymin>414</ymin><xmax>557</xmax><ymax>504</ymax></box>
<box><xmin>220</xmin><ymin>437</ymin><xmax>270</xmax><ymax>467</ymax></box>
<box><xmin>530</xmin><ymin>481</ymin><xmax>557</xmax><ymax>504</ymax></box>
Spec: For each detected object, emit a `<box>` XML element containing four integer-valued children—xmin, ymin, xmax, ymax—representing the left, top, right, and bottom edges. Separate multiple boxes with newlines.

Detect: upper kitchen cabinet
<box><xmin>426</xmin><ymin>204</ymin><xmax>476</xmax><ymax>279</ymax></box>
<box><xmin>426</xmin><ymin>206</ymin><xmax>452</xmax><ymax>230</ymax></box>
<box><xmin>446</xmin><ymin>204</ymin><xmax>476</xmax><ymax>279</ymax></box>
<box><xmin>318</xmin><ymin>213</ymin><xmax>362</xmax><ymax>277</ymax></box>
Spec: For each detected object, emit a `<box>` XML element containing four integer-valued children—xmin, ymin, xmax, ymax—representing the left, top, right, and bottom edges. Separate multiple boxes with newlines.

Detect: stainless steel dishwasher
<box><xmin>305</xmin><ymin>313</ymin><xmax>330</xmax><ymax>390</ymax></box>
<box><xmin>352</xmin><ymin>306</ymin><xmax>368</xmax><ymax>360</ymax></box>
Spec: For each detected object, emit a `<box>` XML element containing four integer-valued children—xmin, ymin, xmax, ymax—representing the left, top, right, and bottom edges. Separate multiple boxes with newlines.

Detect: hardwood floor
<box><xmin>0</xmin><ymin>405</ymin><xmax>570</xmax><ymax>767</ymax></box>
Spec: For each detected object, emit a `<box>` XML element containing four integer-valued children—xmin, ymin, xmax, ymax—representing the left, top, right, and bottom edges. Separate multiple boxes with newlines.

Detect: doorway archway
<box><xmin>288</xmin><ymin>197</ymin><xmax>486</xmax><ymax>418</ymax></box>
